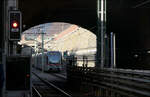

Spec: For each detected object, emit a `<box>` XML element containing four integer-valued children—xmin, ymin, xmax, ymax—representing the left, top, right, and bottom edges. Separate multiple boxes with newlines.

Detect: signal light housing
<box><xmin>9</xmin><ymin>11</ymin><xmax>22</xmax><ymax>41</ymax></box>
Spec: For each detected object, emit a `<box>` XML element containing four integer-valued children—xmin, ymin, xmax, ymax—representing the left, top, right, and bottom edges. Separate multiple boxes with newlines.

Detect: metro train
<box><xmin>32</xmin><ymin>51</ymin><xmax>63</xmax><ymax>72</ymax></box>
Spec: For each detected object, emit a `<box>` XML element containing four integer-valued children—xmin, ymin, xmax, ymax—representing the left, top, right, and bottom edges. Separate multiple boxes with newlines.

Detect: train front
<box><xmin>47</xmin><ymin>51</ymin><xmax>62</xmax><ymax>72</ymax></box>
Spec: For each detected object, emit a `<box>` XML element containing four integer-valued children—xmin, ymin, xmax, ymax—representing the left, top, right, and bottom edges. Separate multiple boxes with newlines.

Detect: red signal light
<box><xmin>26</xmin><ymin>74</ymin><xmax>30</xmax><ymax>78</ymax></box>
<box><xmin>12</xmin><ymin>21</ymin><xmax>18</xmax><ymax>28</ymax></box>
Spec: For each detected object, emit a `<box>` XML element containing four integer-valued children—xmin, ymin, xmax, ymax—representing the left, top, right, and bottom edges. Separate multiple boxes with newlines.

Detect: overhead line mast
<box><xmin>97</xmin><ymin>0</ymin><xmax>106</xmax><ymax>68</ymax></box>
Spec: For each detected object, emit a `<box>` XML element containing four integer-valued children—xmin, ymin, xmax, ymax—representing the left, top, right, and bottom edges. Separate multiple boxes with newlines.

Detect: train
<box><xmin>32</xmin><ymin>51</ymin><xmax>63</xmax><ymax>72</ymax></box>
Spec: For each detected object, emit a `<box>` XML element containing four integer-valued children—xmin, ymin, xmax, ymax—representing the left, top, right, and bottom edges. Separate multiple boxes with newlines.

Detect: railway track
<box><xmin>51</xmin><ymin>73</ymin><xmax>66</xmax><ymax>80</ymax></box>
<box><xmin>32</xmin><ymin>72</ymin><xmax>72</xmax><ymax>97</ymax></box>
<box><xmin>45</xmin><ymin>71</ymin><xmax>67</xmax><ymax>80</ymax></box>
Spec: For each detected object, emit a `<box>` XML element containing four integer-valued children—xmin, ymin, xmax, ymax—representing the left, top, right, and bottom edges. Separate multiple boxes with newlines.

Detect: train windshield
<box><xmin>47</xmin><ymin>52</ymin><xmax>61</xmax><ymax>64</ymax></box>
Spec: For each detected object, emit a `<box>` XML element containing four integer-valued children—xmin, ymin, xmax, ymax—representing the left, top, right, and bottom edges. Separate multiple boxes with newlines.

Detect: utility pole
<box><xmin>23</xmin><ymin>25</ymin><xmax>46</xmax><ymax>73</ymax></box>
<box><xmin>41</xmin><ymin>29</ymin><xmax>44</xmax><ymax>73</ymax></box>
<box><xmin>34</xmin><ymin>39</ymin><xmax>37</xmax><ymax>68</ymax></box>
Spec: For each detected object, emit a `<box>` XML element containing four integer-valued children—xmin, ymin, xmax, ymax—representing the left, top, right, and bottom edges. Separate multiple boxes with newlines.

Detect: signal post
<box><xmin>2</xmin><ymin>0</ymin><xmax>32</xmax><ymax>97</ymax></box>
<box><xmin>9</xmin><ymin>10</ymin><xmax>22</xmax><ymax>56</ymax></box>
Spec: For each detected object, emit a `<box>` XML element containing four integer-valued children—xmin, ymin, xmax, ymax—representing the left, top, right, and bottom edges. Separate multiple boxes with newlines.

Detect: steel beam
<box><xmin>133</xmin><ymin>0</ymin><xmax>150</xmax><ymax>8</ymax></box>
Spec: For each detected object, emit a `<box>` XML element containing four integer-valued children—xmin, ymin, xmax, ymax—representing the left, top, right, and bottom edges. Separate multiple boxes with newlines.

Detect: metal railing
<box><xmin>66</xmin><ymin>55</ymin><xmax>96</xmax><ymax>67</ymax></box>
<box><xmin>67</xmin><ymin>65</ymin><xmax>150</xmax><ymax>97</ymax></box>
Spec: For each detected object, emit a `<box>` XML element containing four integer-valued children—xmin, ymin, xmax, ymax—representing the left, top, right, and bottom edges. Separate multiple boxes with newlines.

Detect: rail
<box><xmin>33</xmin><ymin>72</ymin><xmax>72</xmax><ymax>97</ymax></box>
<box><xmin>32</xmin><ymin>85</ymin><xmax>42</xmax><ymax>97</ymax></box>
<box><xmin>67</xmin><ymin>65</ymin><xmax>150</xmax><ymax>97</ymax></box>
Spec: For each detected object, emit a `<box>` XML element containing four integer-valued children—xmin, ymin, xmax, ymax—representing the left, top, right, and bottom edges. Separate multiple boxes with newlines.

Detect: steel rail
<box><xmin>33</xmin><ymin>72</ymin><xmax>72</xmax><ymax>97</ymax></box>
<box><xmin>32</xmin><ymin>85</ymin><xmax>42</xmax><ymax>97</ymax></box>
<box><xmin>51</xmin><ymin>73</ymin><xmax>67</xmax><ymax>80</ymax></box>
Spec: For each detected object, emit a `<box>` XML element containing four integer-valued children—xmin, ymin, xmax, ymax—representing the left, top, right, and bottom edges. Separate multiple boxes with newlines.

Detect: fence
<box><xmin>67</xmin><ymin>65</ymin><xmax>150</xmax><ymax>97</ymax></box>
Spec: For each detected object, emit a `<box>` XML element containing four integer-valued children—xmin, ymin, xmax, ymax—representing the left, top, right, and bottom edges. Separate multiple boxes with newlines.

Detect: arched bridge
<box><xmin>19</xmin><ymin>0</ymin><xmax>97</xmax><ymax>32</ymax></box>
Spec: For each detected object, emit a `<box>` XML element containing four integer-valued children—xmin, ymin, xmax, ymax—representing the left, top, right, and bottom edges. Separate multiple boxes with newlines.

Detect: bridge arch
<box><xmin>19</xmin><ymin>0</ymin><xmax>97</xmax><ymax>33</ymax></box>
